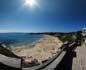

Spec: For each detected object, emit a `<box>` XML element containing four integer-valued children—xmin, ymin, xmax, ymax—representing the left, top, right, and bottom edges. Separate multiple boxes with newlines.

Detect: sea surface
<box><xmin>0</xmin><ymin>33</ymin><xmax>43</xmax><ymax>47</ymax></box>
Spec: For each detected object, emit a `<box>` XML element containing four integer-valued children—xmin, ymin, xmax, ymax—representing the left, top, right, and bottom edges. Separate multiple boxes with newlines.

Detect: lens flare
<box><xmin>24</xmin><ymin>0</ymin><xmax>37</xmax><ymax>8</ymax></box>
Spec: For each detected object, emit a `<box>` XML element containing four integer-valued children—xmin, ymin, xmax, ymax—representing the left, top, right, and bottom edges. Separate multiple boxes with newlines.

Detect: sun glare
<box><xmin>24</xmin><ymin>0</ymin><xmax>37</xmax><ymax>8</ymax></box>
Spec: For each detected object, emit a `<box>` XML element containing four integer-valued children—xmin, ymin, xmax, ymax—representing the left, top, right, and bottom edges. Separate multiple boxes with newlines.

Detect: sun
<box><xmin>24</xmin><ymin>0</ymin><xmax>37</xmax><ymax>8</ymax></box>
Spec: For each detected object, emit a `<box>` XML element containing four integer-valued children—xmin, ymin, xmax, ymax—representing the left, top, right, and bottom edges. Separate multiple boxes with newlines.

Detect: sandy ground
<box><xmin>13</xmin><ymin>35</ymin><xmax>63</xmax><ymax>63</ymax></box>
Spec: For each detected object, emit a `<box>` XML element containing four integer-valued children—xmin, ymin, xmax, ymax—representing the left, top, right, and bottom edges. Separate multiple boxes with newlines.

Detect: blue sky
<box><xmin>0</xmin><ymin>0</ymin><xmax>86</xmax><ymax>32</ymax></box>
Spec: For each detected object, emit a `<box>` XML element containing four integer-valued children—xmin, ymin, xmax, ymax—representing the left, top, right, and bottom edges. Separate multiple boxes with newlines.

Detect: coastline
<box><xmin>13</xmin><ymin>35</ymin><xmax>63</xmax><ymax>63</ymax></box>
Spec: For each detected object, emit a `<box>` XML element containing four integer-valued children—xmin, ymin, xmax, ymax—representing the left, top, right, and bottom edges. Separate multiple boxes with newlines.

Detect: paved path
<box><xmin>72</xmin><ymin>45</ymin><xmax>86</xmax><ymax>70</ymax></box>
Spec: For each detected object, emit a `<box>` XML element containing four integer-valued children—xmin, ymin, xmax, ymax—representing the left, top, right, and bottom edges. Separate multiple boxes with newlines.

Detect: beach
<box><xmin>13</xmin><ymin>35</ymin><xmax>63</xmax><ymax>63</ymax></box>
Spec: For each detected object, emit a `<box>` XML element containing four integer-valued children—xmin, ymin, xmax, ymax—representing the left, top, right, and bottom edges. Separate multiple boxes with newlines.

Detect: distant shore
<box><xmin>13</xmin><ymin>35</ymin><xmax>63</xmax><ymax>63</ymax></box>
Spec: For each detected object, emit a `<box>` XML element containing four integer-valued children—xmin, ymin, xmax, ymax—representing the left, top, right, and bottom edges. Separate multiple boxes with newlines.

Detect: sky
<box><xmin>0</xmin><ymin>0</ymin><xmax>86</xmax><ymax>32</ymax></box>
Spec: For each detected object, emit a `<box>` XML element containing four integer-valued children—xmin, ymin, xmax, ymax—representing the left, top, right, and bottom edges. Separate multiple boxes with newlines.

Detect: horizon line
<box><xmin>0</xmin><ymin>30</ymin><xmax>81</xmax><ymax>33</ymax></box>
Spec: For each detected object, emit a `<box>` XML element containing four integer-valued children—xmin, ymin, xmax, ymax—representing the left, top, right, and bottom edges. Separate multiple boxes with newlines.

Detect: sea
<box><xmin>0</xmin><ymin>33</ymin><xmax>43</xmax><ymax>47</ymax></box>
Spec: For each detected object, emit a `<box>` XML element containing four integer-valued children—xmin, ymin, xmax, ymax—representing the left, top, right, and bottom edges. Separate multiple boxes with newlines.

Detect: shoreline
<box><xmin>13</xmin><ymin>35</ymin><xmax>63</xmax><ymax>63</ymax></box>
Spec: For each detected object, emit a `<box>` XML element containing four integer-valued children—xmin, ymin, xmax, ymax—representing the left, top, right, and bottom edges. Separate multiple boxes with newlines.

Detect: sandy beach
<box><xmin>13</xmin><ymin>35</ymin><xmax>63</xmax><ymax>63</ymax></box>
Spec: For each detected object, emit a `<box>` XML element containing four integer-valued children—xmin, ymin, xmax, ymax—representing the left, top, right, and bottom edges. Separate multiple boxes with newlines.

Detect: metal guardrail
<box><xmin>0</xmin><ymin>41</ymin><xmax>77</xmax><ymax>70</ymax></box>
<box><xmin>0</xmin><ymin>45</ymin><xmax>22</xmax><ymax>69</ymax></box>
<box><xmin>23</xmin><ymin>47</ymin><xmax>65</xmax><ymax>70</ymax></box>
<box><xmin>0</xmin><ymin>54</ymin><xmax>21</xmax><ymax>68</ymax></box>
<box><xmin>69</xmin><ymin>42</ymin><xmax>76</xmax><ymax>47</ymax></box>
<box><xmin>22</xmin><ymin>41</ymin><xmax>77</xmax><ymax>70</ymax></box>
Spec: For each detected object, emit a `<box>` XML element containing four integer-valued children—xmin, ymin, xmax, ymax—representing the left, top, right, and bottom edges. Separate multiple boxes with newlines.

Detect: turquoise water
<box><xmin>0</xmin><ymin>33</ymin><xmax>43</xmax><ymax>46</ymax></box>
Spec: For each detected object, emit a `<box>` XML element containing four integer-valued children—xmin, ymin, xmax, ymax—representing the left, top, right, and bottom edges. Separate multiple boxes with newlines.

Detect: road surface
<box><xmin>72</xmin><ymin>44</ymin><xmax>86</xmax><ymax>70</ymax></box>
